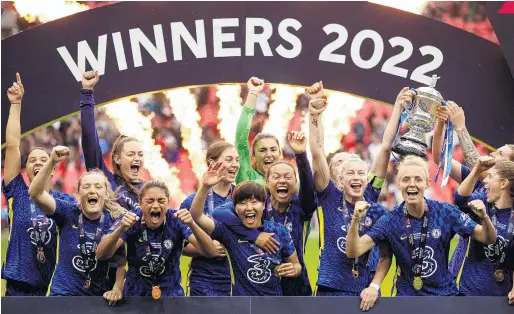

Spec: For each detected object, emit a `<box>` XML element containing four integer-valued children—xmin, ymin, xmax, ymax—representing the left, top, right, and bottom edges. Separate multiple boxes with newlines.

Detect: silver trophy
<box><xmin>392</xmin><ymin>75</ymin><xmax>444</xmax><ymax>160</ymax></box>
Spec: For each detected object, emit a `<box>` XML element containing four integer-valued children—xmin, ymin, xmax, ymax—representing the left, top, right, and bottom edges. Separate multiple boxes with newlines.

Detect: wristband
<box><xmin>369</xmin><ymin>283</ymin><xmax>380</xmax><ymax>291</ymax></box>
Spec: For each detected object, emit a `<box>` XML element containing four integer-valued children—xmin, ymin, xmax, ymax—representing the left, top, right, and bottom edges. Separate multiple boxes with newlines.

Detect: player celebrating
<box><xmin>346</xmin><ymin>155</ymin><xmax>498</xmax><ymax>296</ymax></box>
<box><xmin>191</xmin><ymin>168</ymin><xmax>302</xmax><ymax>296</ymax></box>
<box><xmin>79</xmin><ymin>71</ymin><xmax>144</xmax><ymax>212</ymax></box>
<box><xmin>453</xmin><ymin>157</ymin><xmax>514</xmax><ymax>302</ymax></box>
<box><xmin>235</xmin><ymin>77</ymin><xmax>281</xmax><ymax>185</ymax></box>
<box><xmin>96</xmin><ymin>181</ymin><xmax>217</xmax><ymax>298</ymax></box>
<box><xmin>180</xmin><ymin>141</ymin><xmax>240</xmax><ymax>296</ymax></box>
<box><xmin>28</xmin><ymin>146</ymin><xmax>125</xmax><ymax>300</ymax></box>
<box><xmin>2</xmin><ymin>73</ymin><xmax>76</xmax><ymax>296</ymax></box>
<box><xmin>211</xmin><ymin>130</ymin><xmax>317</xmax><ymax>296</ymax></box>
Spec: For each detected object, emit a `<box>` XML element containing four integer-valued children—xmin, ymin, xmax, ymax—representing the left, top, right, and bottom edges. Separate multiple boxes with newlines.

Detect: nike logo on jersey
<box><xmin>72</xmin><ymin>225</ymin><xmax>78</xmax><ymax>229</ymax></box>
<box><xmin>400</xmin><ymin>235</ymin><xmax>408</xmax><ymax>241</ymax></box>
<box><xmin>238</xmin><ymin>239</ymin><xmax>248</xmax><ymax>243</ymax></box>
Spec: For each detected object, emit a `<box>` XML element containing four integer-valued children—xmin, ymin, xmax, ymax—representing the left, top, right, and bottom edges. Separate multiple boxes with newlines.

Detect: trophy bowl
<box><xmin>391</xmin><ymin>75</ymin><xmax>444</xmax><ymax>160</ymax></box>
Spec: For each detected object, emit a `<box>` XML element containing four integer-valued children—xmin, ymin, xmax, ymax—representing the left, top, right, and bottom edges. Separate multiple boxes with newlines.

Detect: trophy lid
<box><xmin>416</xmin><ymin>75</ymin><xmax>443</xmax><ymax>102</ymax></box>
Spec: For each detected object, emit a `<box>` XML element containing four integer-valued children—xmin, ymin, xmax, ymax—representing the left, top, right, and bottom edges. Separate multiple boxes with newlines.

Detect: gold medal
<box><xmin>152</xmin><ymin>286</ymin><xmax>161</xmax><ymax>300</ymax></box>
<box><xmin>83</xmin><ymin>279</ymin><xmax>91</xmax><ymax>290</ymax></box>
<box><xmin>36</xmin><ymin>248</ymin><xmax>46</xmax><ymax>264</ymax></box>
<box><xmin>352</xmin><ymin>267</ymin><xmax>360</xmax><ymax>279</ymax></box>
<box><xmin>493</xmin><ymin>269</ymin><xmax>504</xmax><ymax>282</ymax></box>
<box><xmin>413</xmin><ymin>276</ymin><xmax>423</xmax><ymax>290</ymax></box>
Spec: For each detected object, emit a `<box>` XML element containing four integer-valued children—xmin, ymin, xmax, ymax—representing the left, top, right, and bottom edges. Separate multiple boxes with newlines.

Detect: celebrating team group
<box><xmin>2</xmin><ymin>71</ymin><xmax>513</xmax><ymax>309</ymax></box>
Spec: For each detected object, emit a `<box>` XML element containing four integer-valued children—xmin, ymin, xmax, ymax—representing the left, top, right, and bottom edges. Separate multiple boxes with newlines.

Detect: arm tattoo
<box><xmin>311</xmin><ymin>116</ymin><xmax>318</xmax><ymax>128</ymax></box>
<box><xmin>317</xmin><ymin>166</ymin><xmax>328</xmax><ymax>184</ymax></box>
<box><xmin>316</xmin><ymin>132</ymin><xmax>324</xmax><ymax>148</ymax></box>
<box><xmin>456</xmin><ymin>127</ymin><xmax>481</xmax><ymax>168</ymax></box>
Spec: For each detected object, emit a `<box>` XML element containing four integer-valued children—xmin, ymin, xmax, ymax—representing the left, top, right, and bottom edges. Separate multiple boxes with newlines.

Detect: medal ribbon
<box><xmin>207</xmin><ymin>186</ymin><xmax>234</xmax><ymax>216</ymax></box>
<box><xmin>490</xmin><ymin>207</ymin><xmax>514</xmax><ymax>269</ymax></box>
<box><xmin>265</xmin><ymin>196</ymin><xmax>291</xmax><ymax>227</ymax></box>
<box><xmin>78</xmin><ymin>212</ymin><xmax>105</xmax><ymax>286</ymax></box>
<box><xmin>140</xmin><ymin>214</ymin><xmax>173</xmax><ymax>287</ymax></box>
<box><xmin>434</xmin><ymin>101</ymin><xmax>454</xmax><ymax>187</ymax></box>
<box><xmin>403</xmin><ymin>203</ymin><xmax>430</xmax><ymax>280</ymax></box>
<box><xmin>30</xmin><ymin>202</ymin><xmax>50</xmax><ymax>257</ymax></box>
<box><xmin>340</xmin><ymin>195</ymin><xmax>369</xmax><ymax>272</ymax></box>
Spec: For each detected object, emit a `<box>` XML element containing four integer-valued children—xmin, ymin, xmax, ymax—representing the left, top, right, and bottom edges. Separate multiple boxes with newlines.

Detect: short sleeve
<box><xmin>454</xmin><ymin>190</ymin><xmax>487</xmax><ymax>217</ymax></box>
<box><xmin>447</xmin><ymin>204</ymin><xmax>477</xmax><ymax>237</ymax></box>
<box><xmin>366</xmin><ymin>213</ymin><xmax>391</xmax><ymax>244</ymax></box>
<box><xmin>316</xmin><ymin>180</ymin><xmax>339</xmax><ymax>203</ymax></box>
<box><xmin>1</xmin><ymin>172</ymin><xmax>26</xmax><ymax>199</ymax></box>
<box><xmin>211</xmin><ymin>220</ymin><xmax>229</xmax><ymax>242</ymax></box>
<box><xmin>180</xmin><ymin>194</ymin><xmax>194</xmax><ymax>211</ymax></box>
<box><xmin>51</xmin><ymin>198</ymin><xmax>77</xmax><ymax>226</ymax></box>
<box><xmin>278</xmin><ymin>225</ymin><xmax>296</xmax><ymax>258</ymax></box>
<box><xmin>174</xmin><ymin>212</ymin><xmax>193</xmax><ymax>241</ymax></box>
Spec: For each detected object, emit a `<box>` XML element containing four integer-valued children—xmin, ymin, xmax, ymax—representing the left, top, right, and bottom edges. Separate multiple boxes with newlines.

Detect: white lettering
<box><xmin>57</xmin><ymin>34</ymin><xmax>108</xmax><ymax>81</ymax></box>
<box><xmin>170</xmin><ymin>20</ymin><xmax>207</xmax><ymax>61</ymax></box>
<box><xmin>129</xmin><ymin>25</ymin><xmax>167</xmax><ymax>68</ymax></box>
<box><xmin>350</xmin><ymin>29</ymin><xmax>384</xmax><ymax>69</ymax></box>
<box><xmin>245</xmin><ymin>18</ymin><xmax>273</xmax><ymax>57</ymax></box>
<box><xmin>213</xmin><ymin>18</ymin><xmax>241</xmax><ymax>57</ymax></box>
<box><xmin>112</xmin><ymin>32</ymin><xmax>128</xmax><ymax>71</ymax></box>
<box><xmin>276</xmin><ymin>18</ymin><xmax>302</xmax><ymax>59</ymax></box>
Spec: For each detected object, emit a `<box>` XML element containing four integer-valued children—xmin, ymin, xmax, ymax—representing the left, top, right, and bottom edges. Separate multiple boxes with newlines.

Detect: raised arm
<box><xmin>235</xmin><ymin>77</ymin><xmax>264</xmax><ymax>183</ymax></box>
<box><xmin>432</xmin><ymin>104</ymin><xmax>463</xmax><ymax>183</ymax></box>
<box><xmin>457</xmin><ymin>156</ymin><xmax>495</xmax><ymax>197</ymax></box>
<box><xmin>3</xmin><ymin>73</ymin><xmax>24</xmax><ymax>185</ymax></box>
<box><xmin>468</xmin><ymin>200</ymin><xmax>497</xmax><ymax>245</ymax></box>
<box><xmin>449</xmin><ymin>102</ymin><xmax>481</xmax><ymax>169</ymax></box>
<box><xmin>346</xmin><ymin>201</ymin><xmax>378</xmax><ymax>258</ymax></box>
<box><xmin>80</xmin><ymin>71</ymin><xmax>115</xmax><ymax>185</ymax></box>
<box><xmin>288</xmin><ymin>131</ymin><xmax>317</xmax><ymax>218</ymax></box>
<box><xmin>96</xmin><ymin>212</ymin><xmax>138</xmax><ymax>260</ymax></box>
<box><xmin>307</xmin><ymin>82</ymin><xmax>330</xmax><ymax>192</ymax></box>
<box><xmin>191</xmin><ymin>163</ymin><xmax>229</xmax><ymax>235</ymax></box>
<box><xmin>28</xmin><ymin>146</ymin><xmax>70</xmax><ymax>216</ymax></box>
<box><xmin>370</xmin><ymin>88</ymin><xmax>414</xmax><ymax>179</ymax></box>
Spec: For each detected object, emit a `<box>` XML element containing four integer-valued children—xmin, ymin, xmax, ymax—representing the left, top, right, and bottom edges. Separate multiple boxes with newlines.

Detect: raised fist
<box><xmin>7</xmin><ymin>73</ymin><xmax>24</xmax><ymax>104</ymax></box>
<box><xmin>474</xmin><ymin>156</ymin><xmax>496</xmax><ymax>174</ymax></box>
<box><xmin>306</xmin><ymin>81</ymin><xmax>325</xmax><ymax>100</ymax></box>
<box><xmin>82</xmin><ymin>71</ymin><xmax>100</xmax><ymax>89</ymax></box>
<box><xmin>50</xmin><ymin>146</ymin><xmax>71</xmax><ymax>163</ymax></box>
<box><xmin>468</xmin><ymin>199</ymin><xmax>486</xmax><ymax>219</ymax></box>
<box><xmin>287</xmin><ymin>130</ymin><xmax>306</xmax><ymax>154</ymax></box>
<box><xmin>353</xmin><ymin>201</ymin><xmax>371</xmax><ymax>219</ymax></box>
<box><xmin>175</xmin><ymin>209</ymin><xmax>193</xmax><ymax>226</ymax></box>
<box><xmin>120</xmin><ymin>212</ymin><xmax>139</xmax><ymax>231</ymax></box>
<box><xmin>247</xmin><ymin>77</ymin><xmax>265</xmax><ymax>95</ymax></box>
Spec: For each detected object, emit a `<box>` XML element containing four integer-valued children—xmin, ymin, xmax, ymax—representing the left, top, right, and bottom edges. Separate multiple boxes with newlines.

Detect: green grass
<box><xmin>1</xmin><ymin>236</ymin><xmax>459</xmax><ymax>297</ymax></box>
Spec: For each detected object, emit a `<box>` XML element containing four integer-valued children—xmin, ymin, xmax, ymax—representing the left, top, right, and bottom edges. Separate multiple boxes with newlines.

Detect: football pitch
<box><xmin>0</xmin><ymin>236</ymin><xmax>458</xmax><ymax>296</ymax></box>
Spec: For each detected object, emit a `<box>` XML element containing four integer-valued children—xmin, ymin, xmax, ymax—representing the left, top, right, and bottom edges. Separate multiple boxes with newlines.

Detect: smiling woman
<box><xmin>79</xmin><ymin>71</ymin><xmax>144</xmax><ymax>213</ymax></box>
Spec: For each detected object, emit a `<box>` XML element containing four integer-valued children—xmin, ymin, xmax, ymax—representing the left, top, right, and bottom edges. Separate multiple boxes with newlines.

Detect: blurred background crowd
<box><xmin>0</xmin><ymin>1</ymin><xmax>496</xmax><ymax>233</ymax></box>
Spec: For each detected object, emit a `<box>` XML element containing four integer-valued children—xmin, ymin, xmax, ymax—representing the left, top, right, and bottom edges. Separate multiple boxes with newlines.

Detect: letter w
<box><xmin>57</xmin><ymin>35</ymin><xmax>108</xmax><ymax>81</ymax></box>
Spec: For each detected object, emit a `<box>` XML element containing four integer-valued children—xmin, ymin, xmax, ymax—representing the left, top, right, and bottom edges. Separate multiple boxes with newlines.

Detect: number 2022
<box><xmin>318</xmin><ymin>24</ymin><xmax>443</xmax><ymax>86</ymax></box>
